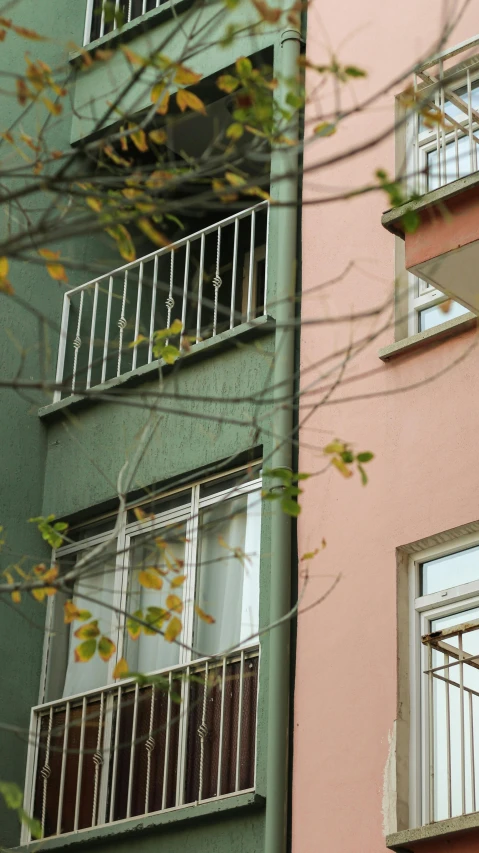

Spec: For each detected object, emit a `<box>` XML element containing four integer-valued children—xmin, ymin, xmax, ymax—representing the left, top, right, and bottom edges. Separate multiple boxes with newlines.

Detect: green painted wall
<box><xmin>0</xmin><ymin>0</ymin><xmax>289</xmax><ymax>848</ymax></box>
<box><xmin>0</xmin><ymin>0</ymin><xmax>86</xmax><ymax>845</ymax></box>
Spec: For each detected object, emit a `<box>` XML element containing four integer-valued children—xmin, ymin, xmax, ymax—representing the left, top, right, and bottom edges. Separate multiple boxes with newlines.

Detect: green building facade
<box><xmin>0</xmin><ymin>3</ymin><xmax>302</xmax><ymax>852</ymax></box>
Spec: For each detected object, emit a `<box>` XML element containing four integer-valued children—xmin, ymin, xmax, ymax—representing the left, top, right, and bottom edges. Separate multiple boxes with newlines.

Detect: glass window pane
<box><xmin>419</xmin><ymin>299</ymin><xmax>469</xmax><ymax>331</ymax></box>
<box><xmin>62</xmin><ymin>543</ymin><xmax>118</xmax><ymax>698</ymax></box>
<box><xmin>193</xmin><ymin>491</ymin><xmax>261</xmax><ymax>658</ymax></box>
<box><xmin>421</xmin><ymin>545</ymin><xmax>479</xmax><ymax>595</ymax></box>
<box><xmin>427</xmin><ymin>134</ymin><xmax>472</xmax><ymax>191</ymax></box>
<box><xmin>125</xmin><ymin>522</ymin><xmax>186</xmax><ymax>674</ymax></box>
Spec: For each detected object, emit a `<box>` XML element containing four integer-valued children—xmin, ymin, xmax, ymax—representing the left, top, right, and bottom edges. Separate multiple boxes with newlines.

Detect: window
<box><xmin>403</xmin><ymin>45</ymin><xmax>479</xmax><ymax>333</ymax></box>
<box><xmin>410</xmin><ymin>539</ymin><xmax>479</xmax><ymax>827</ymax></box>
<box><xmin>22</xmin><ymin>468</ymin><xmax>262</xmax><ymax>841</ymax></box>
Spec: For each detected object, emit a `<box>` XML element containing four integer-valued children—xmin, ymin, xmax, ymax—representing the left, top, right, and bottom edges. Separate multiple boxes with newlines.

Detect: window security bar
<box><xmin>53</xmin><ymin>202</ymin><xmax>269</xmax><ymax>402</ymax></box>
<box><xmin>422</xmin><ymin>621</ymin><xmax>479</xmax><ymax>823</ymax></box>
<box><xmin>410</xmin><ymin>51</ymin><xmax>479</xmax><ymax>196</ymax></box>
<box><xmin>21</xmin><ymin>646</ymin><xmax>259</xmax><ymax>842</ymax></box>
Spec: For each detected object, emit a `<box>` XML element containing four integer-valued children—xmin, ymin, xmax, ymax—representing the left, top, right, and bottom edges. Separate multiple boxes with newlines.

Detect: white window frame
<box><xmin>409</xmin><ymin>532</ymin><xmax>479</xmax><ymax>827</ymax></box>
<box><xmin>40</xmin><ymin>470</ymin><xmax>262</xmax><ymax>707</ymax></box>
<box><xmin>405</xmin><ymin>48</ymin><xmax>479</xmax><ymax>335</ymax></box>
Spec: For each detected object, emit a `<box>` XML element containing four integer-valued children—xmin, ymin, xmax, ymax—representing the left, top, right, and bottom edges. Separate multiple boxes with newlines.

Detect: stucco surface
<box><xmin>295</xmin><ymin>3</ymin><xmax>479</xmax><ymax>853</ymax></box>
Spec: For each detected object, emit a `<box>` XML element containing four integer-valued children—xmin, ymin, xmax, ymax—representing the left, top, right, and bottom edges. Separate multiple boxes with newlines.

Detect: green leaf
<box><xmin>0</xmin><ymin>781</ymin><xmax>22</xmax><ymax>809</ymax></box>
<box><xmin>156</xmin><ymin>344</ymin><xmax>180</xmax><ymax>364</ymax></box>
<box><xmin>236</xmin><ymin>57</ymin><xmax>252</xmax><ymax>78</ymax></box>
<box><xmin>344</xmin><ymin>65</ymin><xmax>367</xmax><ymax>78</ymax></box>
<box><xmin>357</xmin><ymin>451</ymin><xmax>374</xmax><ymax>463</ymax></box>
<box><xmin>340</xmin><ymin>450</ymin><xmax>354</xmax><ymax>464</ymax></box>
<box><xmin>358</xmin><ymin>463</ymin><xmax>368</xmax><ymax>486</ymax></box>
<box><xmin>127</xmin><ymin>610</ymin><xmax>143</xmax><ymax>639</ymax></box>
<box><xmin>314</xmin><ymin>122</ymin><xmax>336</xmax><ymax>137</ymax></box>
<box><xmin>18</xmin><ymin>809</ymin><xmax>42</xmax><ymax>839</ymax></box>
<box><xmin>74</xmin><ymin>639</ymin><xmax>97</xmax><ymax>662</ymax></box>
<box><xmin>401</xmin><ymin>209</ymin><xmax>420</xmax><ymax>234</ymax></box>
<box><xmin>281</xmin><ymin>496</ymin><xmax>301</xmax><ymax>517</ymax></box>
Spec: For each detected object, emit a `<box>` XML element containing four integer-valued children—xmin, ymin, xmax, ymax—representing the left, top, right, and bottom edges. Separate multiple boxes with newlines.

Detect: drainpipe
<box><xmin>265</xmin><ymin>26</ymin><xmax>301</xmax><ymax>853</ymax></box>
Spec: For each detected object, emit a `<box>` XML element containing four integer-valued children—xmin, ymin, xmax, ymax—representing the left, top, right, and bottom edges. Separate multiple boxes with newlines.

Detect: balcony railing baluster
<box><xmin>22</xmin><ymin>647</ymin><xmax>259</xmax><ymax>842</ymax></box>
<box><xmin>53</xmin><ymin>203</ymin><xmax>269</xmax><ymax>403</ymax></box>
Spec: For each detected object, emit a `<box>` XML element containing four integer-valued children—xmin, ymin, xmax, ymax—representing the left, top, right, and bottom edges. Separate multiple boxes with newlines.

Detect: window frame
<box><xmin>409</xmin><ymin>534</ymin><xmax>479</xmax><ymax>827</ymax></box>
<box><xmin>40</xmin><ymin>470</ymin><xmax>262</xmax><ymax>707</ymax></box>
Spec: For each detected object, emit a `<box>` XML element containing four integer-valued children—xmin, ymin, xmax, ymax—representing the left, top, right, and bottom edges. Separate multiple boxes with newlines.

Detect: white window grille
<box><xmin>404</xmin><ymin>40</ymin><xmax>479</xmax><ymax>333</ymax></box>
<box><xmin>22</xmin><ymin>467</ymin><xmax>262</xmax><ymax>841</ymax></box>
<box><xmin>54</xmin><ymin>202</ymin><xmax>269</xmax><ymax>402</ymax></box>
<box><xmin>410</xmin><ymin>537</ymin><xmax>479</xmax><ymax>827</ymax></box>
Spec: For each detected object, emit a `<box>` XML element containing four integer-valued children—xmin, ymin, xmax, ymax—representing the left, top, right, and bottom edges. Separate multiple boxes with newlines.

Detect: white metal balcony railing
<box><xmin>411</xmin><ymin>41</ymin><xmax>479</xmax><ymax>195</ymax></box>
<box><xmin>423</xmin><ymin>620</ymin><xmax>479</xmax><ymax>823</ymax></box>
<box><xmin>21</xmin><ymin>647</ymin><xmax>259</xmax><ymax>842</ymax></box>
<box><xmin>84</xmin><ymin>0</ymin><xmax>166</xmax><ymax>44</ymax></box>
<box><xmin>53</xmin><ymin>202</ymin><xmax>269</xmax><ymax>403</ymax></box>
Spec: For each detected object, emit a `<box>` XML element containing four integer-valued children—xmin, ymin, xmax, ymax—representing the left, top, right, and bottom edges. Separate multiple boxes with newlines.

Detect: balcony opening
<box><xmin>57</xmin><ymin>55</ymin><xmax>273</xmax><ymax>398</ymax></box>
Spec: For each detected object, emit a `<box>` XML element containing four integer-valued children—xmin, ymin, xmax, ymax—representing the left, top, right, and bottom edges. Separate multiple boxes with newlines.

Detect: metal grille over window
<box><xmin>422</xmin><ymin>618</ymin><xmax>479</xmax><ymax>822</ymax></box>
<box><xmin>53</xmin><ymin>202</ymin><xmax>269</xmax><ymax>402</ymax></box>
<box><xmin>25</xmin><ymin>649</ymin><xmax>259</xmax><ymax>839</ymax></box>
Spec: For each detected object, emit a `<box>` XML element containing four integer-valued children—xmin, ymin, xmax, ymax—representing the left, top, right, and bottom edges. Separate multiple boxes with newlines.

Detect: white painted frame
<box><xmin>409</xmin><ymin>532</ymin><xmax>479</xmax><ymax>827</ymax></box>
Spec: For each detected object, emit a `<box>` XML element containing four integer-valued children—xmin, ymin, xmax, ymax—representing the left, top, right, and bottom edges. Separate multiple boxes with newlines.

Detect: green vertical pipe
<box><xmin>265</xmin><ymin>26</ymin><xmax>301</xmax><ymax>853</ymax></box>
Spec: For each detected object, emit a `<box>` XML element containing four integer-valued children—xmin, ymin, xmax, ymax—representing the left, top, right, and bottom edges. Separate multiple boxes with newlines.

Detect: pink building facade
<box><xmin>295</xmin><ymin>3</ymin><xmax>479</xmax><ymax>853</ymax></box>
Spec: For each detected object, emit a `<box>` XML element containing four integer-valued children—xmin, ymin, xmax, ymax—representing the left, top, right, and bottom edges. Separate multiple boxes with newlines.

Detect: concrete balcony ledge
<box><xmin>379</xmin><ymin>311</ymin><xmax>477</xmax><ymax>361</ymax></box>
<box><xmin>38</xmin><ymin>315</ymin><xmax>275</xmax><ymax>421</ymax></box>
<box><xmin>387</xmin><ymin>811</ymin><xmax>479</xmax><ymax>851</ymax></box>
<box><xmin>17</xmin><ymin>791</ymin><xmax>265</xmax><ymax>853</ymax></box>
<box><xmin>382</xmin><ymin>172</ymin><xmax>479</xmax><ymax>315</ymax></box>
<box><xmin>381</xmin><ymin>171</ymin><xmax>479</xmax><ymax>239</ymax></box>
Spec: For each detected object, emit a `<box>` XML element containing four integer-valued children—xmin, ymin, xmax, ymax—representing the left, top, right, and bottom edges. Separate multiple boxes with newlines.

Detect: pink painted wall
<box><xmin>295</xmin><ymin>3</ymin><xmax>479</xmax><ymax>853</ymax></box>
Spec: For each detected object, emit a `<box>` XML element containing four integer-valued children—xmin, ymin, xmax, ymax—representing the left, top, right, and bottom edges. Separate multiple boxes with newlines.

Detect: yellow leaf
<box><xmin>314</xmin><ymin>122</ymin><xmax>336</xmax><ymax>137</ymax></box>
<box><xmin>226</xmin><ymin>122</ymin><xmax>244</xmax><ymax>140</ymax></box>
<box><xmin>103</xmin><ymin>145</ymin><xmax>131</xmax><ymax>167</ymax></box>
<box><xmin>42</xmin><ymin>97</ymin><xmax>62</xmax><ymax>115</ymax></box>
<box><xmin>122</xmin><ymin>46</ymin><xmax>147</xmax><ymax>65</ymax></box>
<box><xmin>20</xmin><ymin>132</ymin><xmax>40</xmax><ymax>152</ymax></box>
<box><xmin>166</xmin><ymin>593</ymin><xmax>183</xmax><ymax>613</ymax></box>
<box><xmin>106</xmin><ymin>224</ymin><xmax>135</xmax><ymax>262</ymax></box>
<box><xmin>0</xmin><ymin>257</ymin><xmax>8</xmax><ymax>279</ymax></box>
<box><xmin>98</xmin><ymin>636</ymin><xmax>116</xmax><ymax>662</ymax></box>
<box><xmin>251</xmin><ymin>0</ymin><xmax>282</xmax><ymax>22</ymax></box>
<box><xmin>174</xmin><ymin>64</ymin><xmax>202</xmax><ymax>86</ymax></box>
<box><xmin>331</xmin><ymin>456</ymin><xmax>353</xmax><ymax>478</ymax></box>
<box><xmin>176</xmin><ymin>89</ymin><xmax>206</xmax><ymax>115</ymax></box>
<box><xmin>217</xmin><ymin>74</ymin><xmax>239</xmax><ymax>94</ymax></box>
<box><xmin>194</xmin><ymin>604</ymin><xmax>215</xmax><ymax>624</ymax></box>
<box><xmin>129</xmin><ymin>123</ymin><xmax>148</xmax><ymax>153</ymax></box>
<box><xmin>155</xmin><ymin>91</ymin><xmax>170</xmax><ymax>115</ymax></box>
<box><xmin>139</xmin><ymin>567</ymin><xmax>163</xmax><ymax>589</ymax></box>
<box><xmin>146</xmin><ymin>170</ymin><xmax>173</xmax><ymax>189</ymax></box>
<box><xmin>95</xmin><ymin>48</ymin><xmax>114</xmax><ymax>61</ymax></box>
<box><xmin>12</xmin><ymin>590</ymin><xmax>21</xmax><ymax>603</ymax></box>
<box><xmin>138</xmin><ymin>218</ymin><xmax>170</xmax><ymax>247</ymax></box>
<box><xmin>11</xmin><ymin>23</ymin><xmax>47</xmax><ymax>40</ymax></box>
<box><xmin>439</xmin><ymin>299</ymin><xmax>452</xmax><ymax>314</ymax></box>
<box><xmin>113</xmin><ymin>657</ymin><xmax>129</xmax><ymax>679</ymax></box>
<box><xmin>74</xmin><ymin>620</ymin><xmax>100</xmax><ymax>640</ymax></box>
<box><xmin>170</xmin><ymin>574</ymin><xmax>186</xmax><ymax>588</ymax></box>
<box><xmin>164</xmin><ymin>615</ymin><xmax>182</xmax><ymax>643</ymax></box>
<box><xmin>148</xmin><ymin>128</ymin><xmax>167</xmax><ymax>145</ymax></box>
<box><xmin>64</xmin><ymin>600</ymin><xmax>91</xmax><ymax>624</ymax></box>
<box><xmin>86</xmin><ymin>196</ymin><xmax>102</xmax><ymax>212</ymax></box>
<box><xmin>16</xmin><ymin>78</ymin><xmax>30</xmax><ymax>106</ymax></box>
<box><xmin>38</xmin><ymin>249</ymin><xmax>68</xmax><ymax>283</ymax></box>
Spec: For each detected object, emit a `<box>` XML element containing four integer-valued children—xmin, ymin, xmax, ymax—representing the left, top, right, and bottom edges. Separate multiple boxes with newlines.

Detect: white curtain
<box><xmin>125</xmin><ymin>525</ymin><xmax>186</xmax><ymax>674</ymax></box>
<box><xmin>194</xmin><ymin>492</ymin><xmax>260</xmax><ymax>657</ymax></box>
<box><xmin>62</xmin><ymin>547</ymin><xmax>116</xmax><ymax>698</ymax></box>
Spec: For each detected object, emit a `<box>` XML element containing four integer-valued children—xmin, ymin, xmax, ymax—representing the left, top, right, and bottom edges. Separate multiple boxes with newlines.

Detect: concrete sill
<box><xmin>387</xmin><ymin>811</ymin><xmax>479</xmax><ymax>851</ymax></box>
<box><xmin>69</xmin><ymin>0</ymin><xmax>194</xmax><ymax>63</ymax></box>
<box><xmin>38</xmin><ymin>316</ymin><xmax>275</xmax><ymax>421</ymax></box>
<box><xmin>18</xmin><ymin>791</ymin><xmax>265</xmax><ymax>852</ymax></box>
<box><xmin>378</xmin><ymin>312</ymin><xmax>477</xmax><ymax>361</ymax></box>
